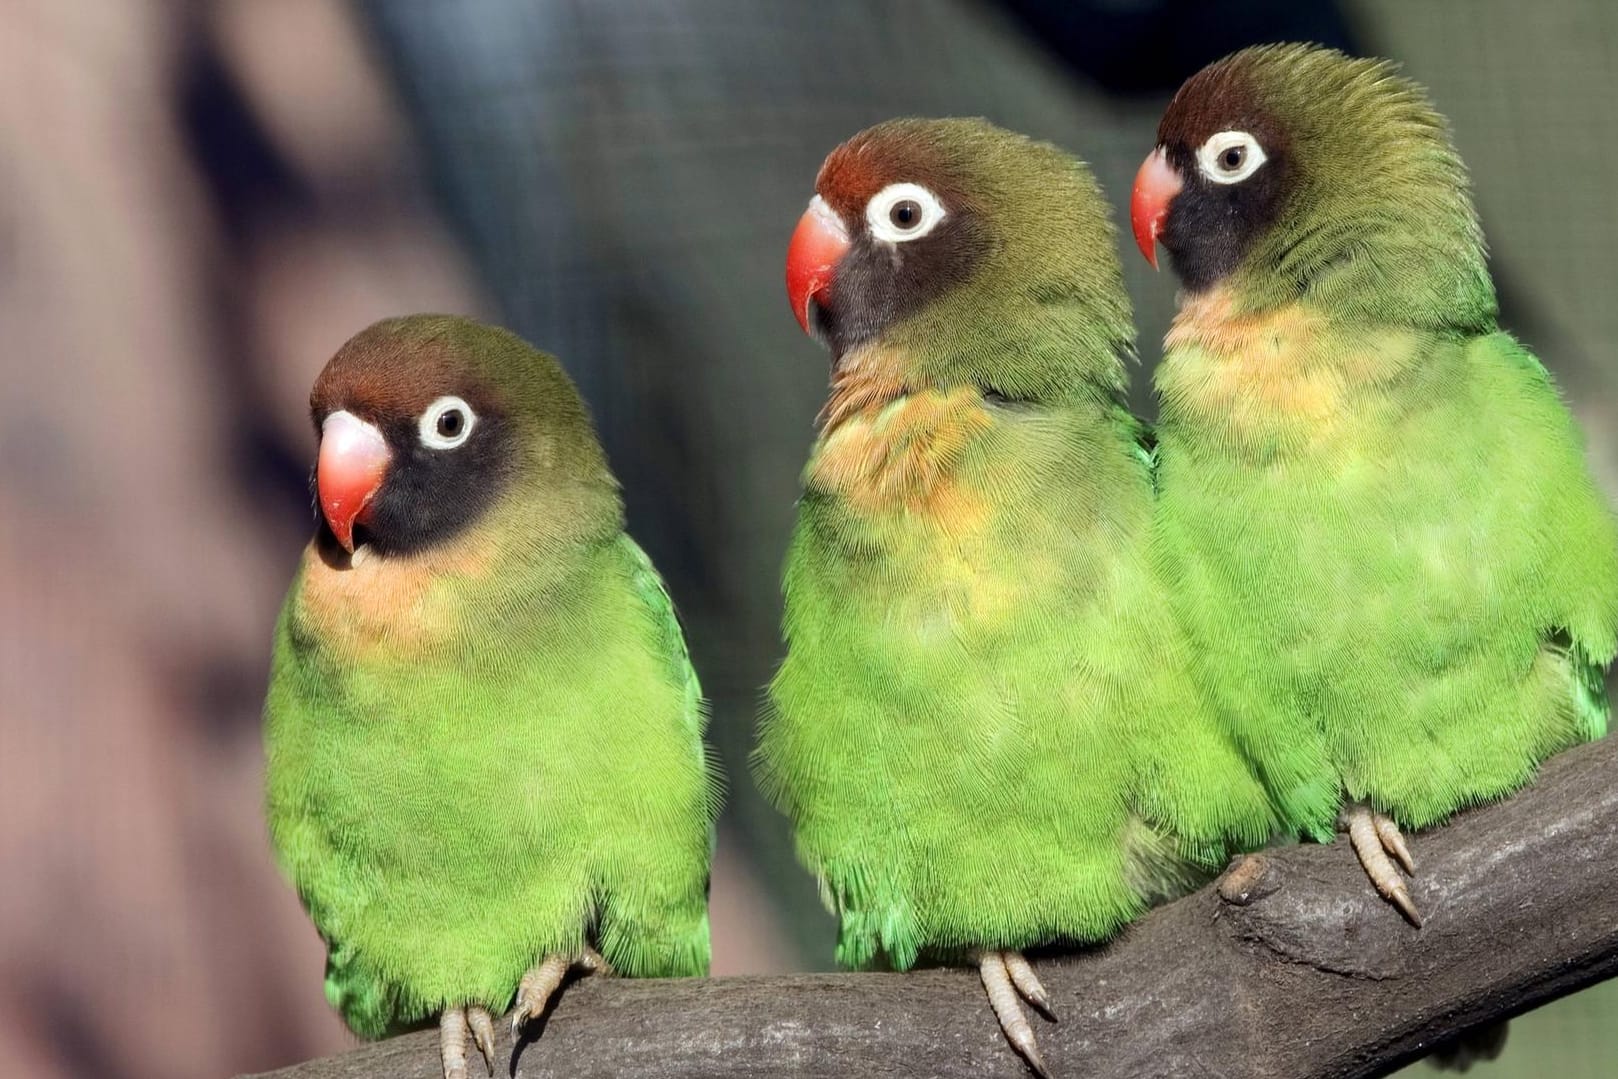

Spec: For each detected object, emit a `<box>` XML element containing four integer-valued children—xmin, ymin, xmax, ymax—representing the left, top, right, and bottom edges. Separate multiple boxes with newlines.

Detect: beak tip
<box><xmin>319</xmin><ymin>493</ymin><xmax>362</xmax><ymax>553</ymax></box>
<box><xmin>1129</xmin><ymin>221</ymin><xmax>1160</xmax><ymax>271</ymax></box>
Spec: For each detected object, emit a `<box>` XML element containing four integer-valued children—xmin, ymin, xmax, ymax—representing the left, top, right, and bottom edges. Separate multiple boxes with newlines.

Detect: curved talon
<box><xmin>978</xmin><ymin>950</ymin><xmax>1052</xmax><ymax>1079</ymax></box>
<box><xmin>1346</xmin><ymin>805</ymin><xmax>1423</xmax><ymax>927</ymax></box>
<box><xmin>467</xmin><ymin>1006</ymin><xmax>496</xmax><ymax>1076</ymax></box>
<box><xmin>509</xmin><ymin>950</ymin><xmax>612</xmax><ymax>1037</ymax></box>
<box><xmin>1374</xmin><ymin>814</ymin><xmax>1415</xmax><ymax>875</ymax></box>
<box><xmin>510</xmin><ymin>954</ymin><xmax>571</xmax><ymax>1036</ymax></box>
<box><xmin>1003</xmin><ymin>951</ymin><xmax>1056</xmax><ymax>1020</ymax></box>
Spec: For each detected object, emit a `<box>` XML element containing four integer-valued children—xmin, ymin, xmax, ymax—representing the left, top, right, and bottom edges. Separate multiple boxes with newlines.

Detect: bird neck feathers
<box><xmin>1158</xmin><ymin>286</ymin><xmax>1432</xmax><ymax>448</ymax></box>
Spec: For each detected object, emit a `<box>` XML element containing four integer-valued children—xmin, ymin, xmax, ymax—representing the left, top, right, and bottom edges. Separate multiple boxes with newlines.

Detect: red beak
<box><xmin>1130</xmin><ymin>148</ymin><xmax>1183</xmax><ymax>270</ymax></box>
<box><xmin>786</xmin><ymin>195</ymin><xmax>851</xmax><ymax>334</ymax></box>
<box><xmin>317</xmin><ymin>410</ymin><xmax>389</xmax><ymax>553</ymax></box>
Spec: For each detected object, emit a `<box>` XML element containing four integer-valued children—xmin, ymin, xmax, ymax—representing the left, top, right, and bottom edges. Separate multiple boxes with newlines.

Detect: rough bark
<box><xmin>245</xmin><ymin>736</ymin><xmax>1618</xmax><ymax>1079</ymax></box>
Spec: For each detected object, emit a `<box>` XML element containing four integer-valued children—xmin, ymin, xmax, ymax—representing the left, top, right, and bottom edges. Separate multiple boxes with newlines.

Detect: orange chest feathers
<box><xmin>807</xmin><ymin>351</ymin><xmax>994</xmax><ymax>530</ymax></box>
<box><xmin>294</xmin><ymin>534</ymin><xmax>498</xmax><ymax>662</ymax></box>
<box><xmin>1160</xmin><ymin>289</ymin><xmax>1418</xmax><ymax>439</ymax></box>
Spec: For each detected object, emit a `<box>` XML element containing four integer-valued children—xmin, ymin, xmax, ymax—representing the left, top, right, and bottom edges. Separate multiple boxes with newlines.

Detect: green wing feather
<box><xmin>593</xmin><ymin>535</ymin><xmax>717</xmax><ymax>980</ymax></box>
<box><xmin>758</xmin><ymin>402</ymin><xmax>1275</xmax><ymax>971</ymax></box>
<box><xmin>1150</xmin><ymin>46</ymin><xmax>1618</xmax><ymax>839</ymax></box>
<box><xmin>619</xmin><ymin>535</ymin><xmax>707</xmax><ymax>750</ymax></box>
<box><xmin>265</xmin><ymin>533</ymin><xmax>717</xmax><ymax>1037</ymax></box>
<box><xmin>1155</xmin><ymin>328</ymin><xmax>1618</xmax><ymax>837</ymax></box>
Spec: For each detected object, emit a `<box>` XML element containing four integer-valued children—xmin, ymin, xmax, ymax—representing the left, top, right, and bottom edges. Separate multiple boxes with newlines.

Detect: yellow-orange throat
<box><xmin>809</xmin><ymin>346</ymin><xmax>993</xmax><ymax>527</ymax></box>
<box><xmin>1160</xmin><ymin>287</ymin><xmax>1423</xmax><ymax>440</ymax></box>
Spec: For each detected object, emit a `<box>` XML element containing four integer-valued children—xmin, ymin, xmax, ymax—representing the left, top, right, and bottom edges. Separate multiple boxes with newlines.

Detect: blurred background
<box><xmin>2</xmin><ymin>1</ymin><xmax>1614</xmax><ymax>1076</ymax></box>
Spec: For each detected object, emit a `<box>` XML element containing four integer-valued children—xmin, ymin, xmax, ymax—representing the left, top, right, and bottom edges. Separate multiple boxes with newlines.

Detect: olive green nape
<box><xmin>876</xmin><ymin>119</ymin><xmax>1137</xmax><ymax>405</ymax></box>
<box><xmin>1219</xmin><ymin>44</ymin><xmax>1496</xmax><ymax>331</ymax></box>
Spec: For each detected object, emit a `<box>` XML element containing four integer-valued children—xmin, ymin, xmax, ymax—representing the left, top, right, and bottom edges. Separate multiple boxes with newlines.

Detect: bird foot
<box><xmin>976</xmin><ymin>949</ymin><xmax>1055</xmax><ymax>1078</ymax></box>
<box><xmin>509</xmin><ymin>946</ymin><xmax>611</xmax><ymax>1037</ymax></box>
<box><xmin>1343</xmin><ymin>804</ymin><xmax>1421</xmax><ymax>926</ymax></box>
<box><xmin>439</xmin><ymin>1003</ymin><xmax>497</xmax><ymax>1079</ymax></box>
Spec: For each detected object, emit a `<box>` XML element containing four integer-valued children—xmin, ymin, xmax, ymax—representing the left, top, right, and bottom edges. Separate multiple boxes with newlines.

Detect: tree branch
<box><xmin>245</xmin><ymin>736</ymin><xmax>1618</xmax><ymax>1079</ymax></box>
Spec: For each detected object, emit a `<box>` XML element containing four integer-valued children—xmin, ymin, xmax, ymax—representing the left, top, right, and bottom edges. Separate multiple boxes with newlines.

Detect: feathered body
<box><xmin>265</xmin><ymin>317</ymin><xmax>716</xmax><ymax>1038</ymax></box>
<box><xmin>758</xmin><ymin>120</ymin><xmax>1275</xmax><ymax>972</ymax></box>
<box><xmin>1144</xmin><ymin>46</ymin><xmax>1618</xmax><ymax>840</ymax></box>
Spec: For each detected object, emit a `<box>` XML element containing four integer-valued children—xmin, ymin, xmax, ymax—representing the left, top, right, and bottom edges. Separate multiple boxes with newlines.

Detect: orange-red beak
<box><xmin>1130</xmin><ymin>148</ymin><xmax>1183</xmax><ymax>270</ymax></box>
<box><xmin>786</xmin><ymin>195</ymin><xmax>851</xmax><ymax>334</ymax></box>
<box><xmin>317</xmin><ymin>410</ymin><xmax>389</xmax><ymax>553</ymax></box>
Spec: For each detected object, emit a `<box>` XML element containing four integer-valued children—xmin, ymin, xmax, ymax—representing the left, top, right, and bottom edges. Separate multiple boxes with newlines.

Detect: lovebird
<box><xmin>1132</xmin><ymin>44</ymin><xmax>1618</xmax><ymax>925</ymax></box>
<box><xmin>756</xmin><ymin>118</ymin><xmax>1276</xmax><ymax>1076</ymax></box>
<box><xmin>264</xmin><ymin>316</ymin><xmax>718</xmax><ymax>1078</ymax></box>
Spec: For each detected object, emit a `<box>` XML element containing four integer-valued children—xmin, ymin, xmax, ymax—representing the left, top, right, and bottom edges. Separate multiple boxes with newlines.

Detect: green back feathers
<box><xmin>620</xmin><ymin>534</ymin><xmax>709</xmax><ymax>752</ymax></box>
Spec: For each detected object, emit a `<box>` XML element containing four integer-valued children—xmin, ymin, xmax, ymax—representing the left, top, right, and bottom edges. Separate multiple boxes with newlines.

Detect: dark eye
<box><xmin>1196</xmin><ymin>130</ymin><xmax>1267</xmax><ymax>185</ymax></box>
<box><xmin>867</xmin><ymin>182</ymin><xmax>945</xmax><ymax>242</ymax></box>
<box><xmin>419</xmin><ymin>395</ymin><xmax>477</xmax><ymax>449</ymax></box>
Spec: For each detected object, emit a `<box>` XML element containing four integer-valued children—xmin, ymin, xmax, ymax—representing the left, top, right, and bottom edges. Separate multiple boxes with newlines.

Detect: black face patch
<box><xmin>1152</xmin><ymin>54</ymin><xmax>1297</xmax><ymax>293</ymax></box>
<box><xmin>1158</xmin><ymin>138</ymin><xmax>1288</xmax><ymax>292</ymax></box>
<box><xmin>813</xmin><ymin>207</ymin><xmax>991</xmax><ymax>365</ymax></box>
<box><xmin>317</xmin><ymin>405</ymin><xmax>515</xmax><ymax>557</ymax></box>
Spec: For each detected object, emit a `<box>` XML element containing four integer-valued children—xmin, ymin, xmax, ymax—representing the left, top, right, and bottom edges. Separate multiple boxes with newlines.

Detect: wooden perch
<box><xmin>246</xmin><ymin>736</ymin><xmax>1618</xmax><ymax>1079</ymax></box>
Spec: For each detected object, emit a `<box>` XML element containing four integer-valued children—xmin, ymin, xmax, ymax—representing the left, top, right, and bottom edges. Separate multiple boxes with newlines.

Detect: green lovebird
<box><xmin>263</xmin><ymin>315</ymin><xmax>718</xmax><ymax>1078</ymax></box>
<box><xmin>1133</xmin><ymin>44</ymin><xmax>1618</xmax><ymax>924</ymax></box>
<box><xmin>756</xmin><ymin>118</ymin><xmax>1276</xmax><ymax>1076</ymax></box>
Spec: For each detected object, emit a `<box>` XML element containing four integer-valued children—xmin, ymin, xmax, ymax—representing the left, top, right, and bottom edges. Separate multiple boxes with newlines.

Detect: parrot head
<box><xmin>1130</xmin><ymin>44</ymin><xmax>1491</xmax><ymax>326</ymax></box>
<box><xmin>786</xmin><ymin>117</ymin><xmax>1133</xmax><ymax>404</ymax></box>
<box><xmin>308</xmin><ymin>315</ymin><xmax>615</xmax><ymax>559</ymax></box>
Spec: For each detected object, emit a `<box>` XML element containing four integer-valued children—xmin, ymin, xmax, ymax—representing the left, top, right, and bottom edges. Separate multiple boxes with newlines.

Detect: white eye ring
<box><xmin>865</xmin><ymin>182</ymin><xmax>947</xmax><ymax>244</ymax></box>
<box><xmin>418</xmin><ymin>395</ymin><xmax>477</xmax><ymax>450</ymax></box>
<box><xmin>1195</xmin><ymin>130</ymin><xmax>1268</xmax><ymax>185</ymax></box>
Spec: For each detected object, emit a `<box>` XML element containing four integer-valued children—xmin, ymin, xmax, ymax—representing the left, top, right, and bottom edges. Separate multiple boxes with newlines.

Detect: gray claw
<box><xmin>979</xmin><ymin>950</ymin><xmax>1054</xmax><ymax>1078</ymax></box>
<box><xmin>1375</xmin><ymin>814</ymin><xmax>1416</xmax><ymax>875</ymax></box>
<box><xmin>1346</xmin><ymin>805</ymin><xmax>1423</xmax><ymax>927</ymax></box>
<box><xmin>1003</xmin><ymin>951</ymin><xmax>1057</xmax><ymax>1020</ymax></box>
<box><xmin>467</xmin><ymin>1005</ymin><xmax>496</xmax><ymax>1075</ymax></box>
<box><xmin>511</xmin><ymin>953</ymin><xmax>585</xmax><ymax>1037</ymax></box>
